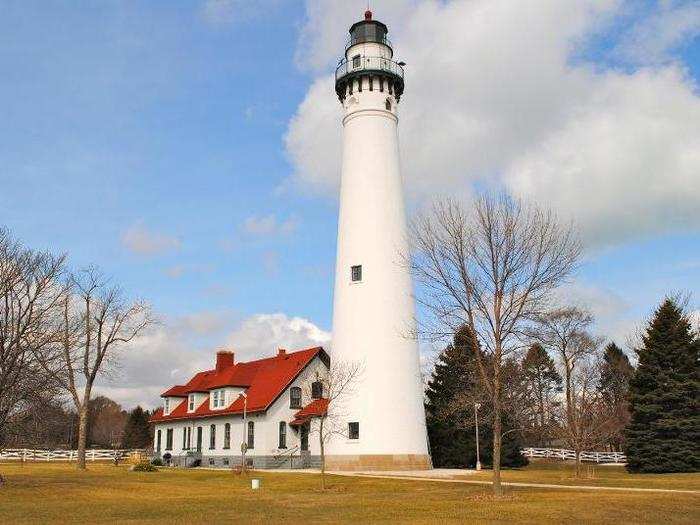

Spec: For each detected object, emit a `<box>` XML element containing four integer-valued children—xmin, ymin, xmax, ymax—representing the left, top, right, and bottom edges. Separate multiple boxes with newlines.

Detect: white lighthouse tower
<box><xmin>326</xmin><ymin>11</ymin><xmax>431</xmax><ymax>471</ymax></box>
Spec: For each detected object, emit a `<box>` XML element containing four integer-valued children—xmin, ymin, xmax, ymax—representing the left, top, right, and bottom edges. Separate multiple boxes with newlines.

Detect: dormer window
<box><xmin>164</xmin><ymin>398</ymin><xmax>170</xmax><ymax>415</ymax></box>
<box><xmin>212</xmin><ymin>389</ymin><xmax>226</xmax><ymax>409</ymax></box>
<box><xmin>188</xmin><ymin>394</ymin><xmax>196</xmax><ymax>412</ymax></box>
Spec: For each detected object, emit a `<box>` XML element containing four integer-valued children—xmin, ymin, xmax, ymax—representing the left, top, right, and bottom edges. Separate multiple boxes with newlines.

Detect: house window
<box><xmin>351</xmin><ymin>265</ymin><xmax>362</xmax><ymax>282</ymax></box>
<box><xmin>212</xmin><ymin>389</ymin><xmax>226</xmax><ymax>409</ymax></box>
<box><xmin>156</xmin><ymin>429</ymin><xmax>161</xmax><ymax>453</ymax></box>
<box><xmin>248</xmin><ymin>421</ymin><xmax>255</xmax><ymax>450</ymax></box>
<box><xmin>385</xmin><ymin>98</ymin><xmax>392</xmax><ymax>111</ymax></box>
<box><xmin>182</xmin><ymin>428</ymin><xmax>187</xmax><ymax>449</ymax></box>
<box><xmin>164</xmin><ymin>398</ymin><xmax>170</xmax><ymax>415</ymax></box>
<box><xmin>196</xmin><ymin>426</ymin><xmax>202</xmax><ymax>452</ymax></box>
<box><xmin>186</xmin><ymin>427</ymin><xmax>191</xmax><ymax>449</ymax></box>
<box><xmin>352</xmin><ymin>54</ymin><xmax>361</xmax><ymax>68</ymax></box>
<box><xmin>166</xmin><ymin>428</ymin><xmax>173</xmax><ymax>451</ymax></box>
<box><xmin>311</xmin><ymin>381</ymin><xmax>323</xmax><ymax>399</ymax></box>
<box><xmin>188</xmin><ymin>394</ymin><xmax>196</xmax><ymax>412</ymax></box>
<box><xmin>223</xmin><ymin>423</ymin><xmax>231</xmax><ymax>449</ymax></box>
<box><xmin>290</xmin><ymin>387</ymin><xmax>302</xmax><ymax>408</ymax></box>
<box><xmin>223</xmin><ymin>458</ymin><xmax>230</xmax><ymax>466</ymax></box>
<box><xmin>278</xmin><ymin>421</ymin><xmax>287</xmax><ymax>449</ymax></box>
<box><xmin>209</xmin><ymin>424</ymin><xmax>216</xmax><ymax>449</ymax></box>
<box><xmin>209</xmin><ymin>458</ymin><xmax>215</xmax><ymax>466</ymax></box>
<box><xmin>348</xmin><ymin>422</ymin><xmax>359</xmax><ymax>440</ymax></box>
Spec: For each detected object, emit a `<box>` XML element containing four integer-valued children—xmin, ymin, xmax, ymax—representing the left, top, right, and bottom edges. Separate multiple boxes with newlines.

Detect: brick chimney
<box><xmin>216</xmin><ymin>350</ymin><xmax>234</xmax><ymax>372</ymax></box>
<box><xmin>277</xmin><ymin>348</ymin><xmax>287</xmax><ymax>357</ymax></box>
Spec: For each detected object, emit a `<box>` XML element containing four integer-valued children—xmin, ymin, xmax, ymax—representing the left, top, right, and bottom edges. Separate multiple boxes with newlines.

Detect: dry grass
<box><xmin>0</xmin><ymin>462</ymin><xmax>697</xmax><ymax>524</ymax></box>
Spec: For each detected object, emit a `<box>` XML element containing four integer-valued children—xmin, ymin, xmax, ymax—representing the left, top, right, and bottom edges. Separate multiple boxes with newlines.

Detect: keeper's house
<box><xmin>150</xmin><ymin>346</ymin><xmax>329</xmax><ymax>469</ymax></box>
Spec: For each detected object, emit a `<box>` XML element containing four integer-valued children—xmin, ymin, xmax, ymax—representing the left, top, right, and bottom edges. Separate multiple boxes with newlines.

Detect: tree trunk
<box><xmin>319</xmin><ymin>418</ymin><xmax>325</xmax><ymax>490</ymax></box>
<box><xmin>492</xmin><ymin>396</ymin><xmax>503</xmax><ymax>496</ymax></box>
<box><xmin>575</xmin><ymin>449</ymin><xmax>581</xmax><ymax>478</ymax></box>
<box><xmin>76</xmin><ymin>401</ymin><xmax>89</xmax><ymax>470</ymax></box>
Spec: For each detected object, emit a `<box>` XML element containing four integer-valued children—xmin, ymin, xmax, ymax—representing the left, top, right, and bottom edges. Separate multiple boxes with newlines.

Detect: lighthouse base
<box><xmin>324</xmin><ymin>454</ymin><xmax>432</xmax><ymax>471</ymax></box>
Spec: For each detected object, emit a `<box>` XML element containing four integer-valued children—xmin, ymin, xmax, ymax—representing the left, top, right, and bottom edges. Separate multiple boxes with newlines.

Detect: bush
<box><xmin>131</xmin><ymin>460</ymin><xmax>158</xmax><ymax>472</ymax></box>
<box><xmin>151</xmin><ymin>458</ymin><xmax>164</xmax><ymax>466</ymax></box>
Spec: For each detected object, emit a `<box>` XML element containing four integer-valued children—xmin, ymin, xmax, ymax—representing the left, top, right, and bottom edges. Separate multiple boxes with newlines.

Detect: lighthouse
<box><xmin>326</xmin><ymin>11</ymin><xmax>431</xmax><ymax>471</ymax></box>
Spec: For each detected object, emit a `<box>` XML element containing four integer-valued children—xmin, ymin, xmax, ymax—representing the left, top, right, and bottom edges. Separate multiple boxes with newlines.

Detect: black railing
<box><xmin>335</xmin><ymin>56</ymin><xmax>404</xmax><ymax>82</ymax></box>
<box><xmin>346</xmin><ymin>34</ymin><xmax>392</xmax><ymax>51</ymax></box>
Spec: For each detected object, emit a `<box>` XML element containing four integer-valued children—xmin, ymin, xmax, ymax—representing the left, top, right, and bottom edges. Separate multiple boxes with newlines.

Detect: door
<box><xmin>196</xmin><ymin>427</ymin><xmax>202</xmax><ymax>452</ymax></box>
<box><xmin>300</xmin><ymin>423</ymin><xmax>309</xmax><ymax>452</ymax></box>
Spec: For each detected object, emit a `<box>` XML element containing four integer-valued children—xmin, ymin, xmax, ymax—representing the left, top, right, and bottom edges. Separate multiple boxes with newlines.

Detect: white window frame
<box><xmin>188</xmin><ymin>394</ymin><xmax>196</xmax><ymax>412</ymax></box>
<box><xmin>211</xmin><ymin>389</ymin><xmax>226</xmax><ymax>409</ymax></box>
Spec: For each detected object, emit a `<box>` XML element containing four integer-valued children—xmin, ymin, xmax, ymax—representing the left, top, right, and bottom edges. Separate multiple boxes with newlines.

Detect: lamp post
<box><xmin>241</xmin><ymin>392</ymin><xmax>248</xmax><ymax>472</ymax></box>
<box><xmin>474</xmin><ymin>403</ymin><xmax>482</xmax><ymax>471</ymax></box>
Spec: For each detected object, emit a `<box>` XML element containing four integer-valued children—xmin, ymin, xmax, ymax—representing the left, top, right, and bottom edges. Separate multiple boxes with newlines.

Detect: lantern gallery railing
<box><xmin>335</xmin><ymin>56</ymin><xmax>404</xmax><ymax>83</ymax></box>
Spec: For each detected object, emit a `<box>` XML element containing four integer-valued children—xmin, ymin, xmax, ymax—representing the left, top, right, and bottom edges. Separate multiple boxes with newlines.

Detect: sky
<box><xmin>1</xmin><ymin>0</ymin><xmax>699</xmax><ymax>409</ymax></box>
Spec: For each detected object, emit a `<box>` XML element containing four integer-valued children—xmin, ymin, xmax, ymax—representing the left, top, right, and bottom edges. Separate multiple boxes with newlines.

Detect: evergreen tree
<box><xmin>521</xmin><ymin>343</ymin><xmax>562</xmax><ymax>446</ymax></box>
<box><xmin>598</xmin><ymin>342</ymin><xmax>634</xmax><ymax>450</ymax></box>
<box><xmin>426</xmin><ymin>326</ymin><xmax>528</xmax><ymax>468</ymax></box>
<box><xmin>121</xmin><ymin>406</ymin><xmax>152</xmax><ymax>449</ymax></box>
<box><xmin>625</xmin><ymin>299</ymin><xmax>699</xmax><ymax>473</ymax></box>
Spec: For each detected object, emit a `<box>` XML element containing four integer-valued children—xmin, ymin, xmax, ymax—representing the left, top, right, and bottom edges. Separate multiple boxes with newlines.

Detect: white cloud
<box><xmin>121</xmin><ymin>223</ymin><xmax>181</xmax><ymax>256</ymax></box>
<box><xmin>614</xmin><ymin>1</ymin><xmax>700</xmax><ymax>65</ymax></box>
<box><xmin>225</xmin><ymin>313</ymin><xmax>331</xmax><ymax>362</ymax></box>
<box><xmin>285</xmin><ymin>0</ymin><xmax>700</xmax><ymax>247</ymax></box>
<box><xmin>242</xmin><ymin>213</ymin><xmax>300</xmax><ymax>236</ymax></box>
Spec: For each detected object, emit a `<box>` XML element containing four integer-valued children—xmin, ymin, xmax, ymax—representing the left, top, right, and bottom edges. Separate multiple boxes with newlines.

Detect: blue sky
<box><xmin>1</xmin><ymin>0</ymin><xmax>699</xmax><ymax>407</ymax></box>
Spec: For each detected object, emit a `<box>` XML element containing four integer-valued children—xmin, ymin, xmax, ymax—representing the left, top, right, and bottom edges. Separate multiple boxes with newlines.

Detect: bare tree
<box><xmin>529</xmin><ymin>307</ymin><xmax>605</xmax><ymax>476</ymax></box>
<box><xmin>0</xmin><ymin>227</ymin><xmax>66</xmax><ymax>445</ymax></box>
<box><xmin>36</xmin><ymin>268</ymin><xmax>153</xmax><ymax>469</ymax></box>
<box><xmin>299</xmin><ymin>360</ymin><xmax>362</xmax><ymax>490</ymax></box>
<box><xmin>409</xmin><ymin>194</ymin><xmax>580</xmax><ymax>495</ymax></box>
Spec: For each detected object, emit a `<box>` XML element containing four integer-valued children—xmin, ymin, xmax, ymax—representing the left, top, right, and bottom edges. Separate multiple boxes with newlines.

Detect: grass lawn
<box><xmin>466</xmin><ymin>460</ymin><xmax>700</xmax><ymax>491</ymax></box>
<box><xmin>0</xmin><ymin>462</ymin><xmax>698</xmax><ymax>524</ymax></box>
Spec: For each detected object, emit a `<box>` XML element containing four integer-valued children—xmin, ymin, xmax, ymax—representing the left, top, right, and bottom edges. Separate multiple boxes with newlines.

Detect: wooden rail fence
<box><xmin>521</xmin><ymin>447</ymin><xmax>626</xmax><ymax>463</ymax></box>
<box><xmin>0</xmin><ymin>448</ymin><xmax>146</xmax><ymax>462</ymax></box>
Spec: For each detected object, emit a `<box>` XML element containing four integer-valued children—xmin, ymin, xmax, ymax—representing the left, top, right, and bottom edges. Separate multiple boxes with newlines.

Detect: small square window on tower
<box><xmin>348</xmin><ymin>422</ymin><xmax>359</xmax><ymax>440</ymax></box>
<box><xmin>351</xmin><ymin>265</ymin><xmax>362</xmax><ymax>282</ymax></box>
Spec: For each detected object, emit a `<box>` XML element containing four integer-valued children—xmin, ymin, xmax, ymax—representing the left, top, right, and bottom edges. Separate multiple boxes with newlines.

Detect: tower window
<box><xmin>351</xmin><ymin>265</ymin><xmax>362</xmax><ymax>282</ymax></box>
<box><xmin>379</xmin><ymin>78</ymin><xmax>384</xmax><ymax>92</ymax></box>
<box><xmin>352</xmin><ymin>54</ymin><xmax>361</xmax><ymax>68</ymax></box>
<box><xmin>290</xmin><ymin>386</ymin><xmax>302</xmax><ymax>408</ymax></box>
<box><xmin>385</xmin><ymin>98</ymin><xmax>392</xmax><ymax>111</ymax></box>
<box><xmin>348</xmin><ymin>422</ymin><xmax>359</xmax><ymax>440</ymax></box>
<box><xmin>369</xmin><ymin>75</ymin><xmax>373</xmax><ymax>91</ymax></box>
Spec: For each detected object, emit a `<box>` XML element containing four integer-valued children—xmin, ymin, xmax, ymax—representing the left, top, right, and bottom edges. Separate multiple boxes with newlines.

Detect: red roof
<box><xmin>290</xmin><ymin>398</ymin><xmax>329</xmax><ymax>426</ymax></box>
<box><xmin>150</xmin><ymin>346</ymin><xmax>327</xmax><ymax>423</ymax></box>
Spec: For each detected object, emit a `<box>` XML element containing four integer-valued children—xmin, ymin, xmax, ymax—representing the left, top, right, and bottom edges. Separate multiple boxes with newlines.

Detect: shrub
<box><xmin>151</xmin><ymin>458</ymin><xmax>164</xmax><ymax>466</ymax></box>
<box><xmin>131</xmin><ymin>460</ymin><xmax>158</xmax><ymax>472</ymax></box>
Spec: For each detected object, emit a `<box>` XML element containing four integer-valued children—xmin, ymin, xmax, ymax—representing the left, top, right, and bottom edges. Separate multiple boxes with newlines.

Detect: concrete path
<box><xmin>269</xmin><ymin>468</ymin><xmax>698</xmax><ymax>495</ymax></box>
<box><xmin>327</xmin><ymin>471</ymin><xmax>700</xmax><ymax>495</ymax></box>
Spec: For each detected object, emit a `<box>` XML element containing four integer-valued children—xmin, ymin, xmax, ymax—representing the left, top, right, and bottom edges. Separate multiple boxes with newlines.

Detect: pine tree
<box><xmin>521</xmin><ymin>343</ymin><xmax>562</xmax><ymax>446</ymax></box>
<box><xmin>121</xmin><ymin>406</ymin><xmax>152</xmax><ymax>449</ymax></box>
<box><xmin>426</xmin><ymin>326</ymin><xmax>528</xmax><ymax>468</ymax></box>
<box><xmin>598</xmin><ymin>342</ymin><xmax>634</xmax><ymax>450</ymax></box>
<box><xmin>625</xmin><ymin>299</ymin><xmax>699</xmax><ymax>473</ymax></box>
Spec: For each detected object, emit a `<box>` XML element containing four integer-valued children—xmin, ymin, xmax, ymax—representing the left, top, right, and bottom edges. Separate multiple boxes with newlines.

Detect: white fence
<box><xmin>521</xmin><ymin>447</ymin><xmax>626</xmax><ymax>464</ymax></box>
<box><xmin>0</xmin><ymin>448</ymin><xmax>145</xmax><ymax>462</ymax></box>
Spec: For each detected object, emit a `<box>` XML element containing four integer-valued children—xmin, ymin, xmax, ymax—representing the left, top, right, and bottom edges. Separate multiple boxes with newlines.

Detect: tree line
<box><xmin>0</xmin><ymin>227</ymin><xmax>154</xmax><ymax>469</ymax></box>
<box><xmin>4</xmin><ymin>394</ymin><xmax>153</xmax><ymax>450</ymax></box>
<box><xmin>411</xmin><ymin>194</ymin><xmax>698</xmax><ymax>494</ymax></box>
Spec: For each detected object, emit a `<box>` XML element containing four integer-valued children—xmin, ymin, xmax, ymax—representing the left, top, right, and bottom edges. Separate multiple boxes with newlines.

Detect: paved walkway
<box><xmin>271</xmin><ymin>468</ymin><xmax>699</xmax><ymax>495</ymax></box>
